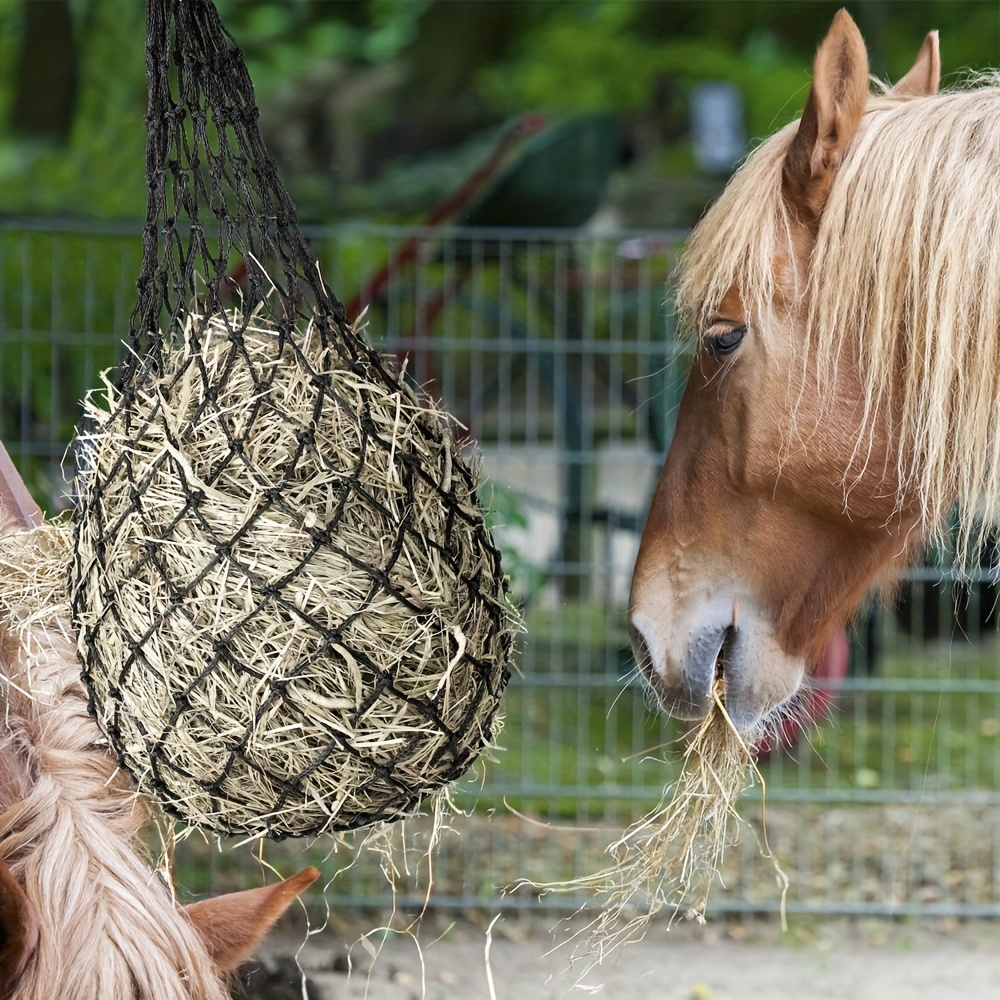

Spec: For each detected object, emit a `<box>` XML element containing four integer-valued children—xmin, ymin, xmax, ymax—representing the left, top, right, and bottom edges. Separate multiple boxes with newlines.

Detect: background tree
<box><xmin>0</xmin><ymin>0</ymin><xmax>996</xmax><ymax>224</ymax></box>
<box><xmin>9</xmin><ymin>0</ymin><xmax>77</xmax><ymax>143</ymax></box>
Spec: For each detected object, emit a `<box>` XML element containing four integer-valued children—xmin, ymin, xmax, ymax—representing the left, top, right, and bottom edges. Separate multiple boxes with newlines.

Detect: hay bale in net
<box><xmin>70</xmin><ymin>309</ymin><xmax>514</xmax><ymax>839</ymax></box>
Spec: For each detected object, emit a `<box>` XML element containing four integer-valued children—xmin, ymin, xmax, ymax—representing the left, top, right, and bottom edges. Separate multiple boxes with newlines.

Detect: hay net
<box><xmin>68</xmin><ymin>0</ymin><xmax>514</xmax><ymax>840</ymax></box>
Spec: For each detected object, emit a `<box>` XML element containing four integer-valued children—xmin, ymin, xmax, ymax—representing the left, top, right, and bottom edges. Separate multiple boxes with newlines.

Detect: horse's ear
<box><xmin>0</xmin><ymin>858</ymin><xmax>40</xmax><ymax>992</ymax></box>
<box><xmin>890</xmin><ymin>31</ymin><xmax>940</xmax><ymax>97</ymax></box>
<box><xmin>183</xmin><ymin>867</ymin><xmax>319</xmax><ymax>973</ymax></box>
<box><xmin>782</xmin><ymin>8</ymin><xmax>869</xmax><ymax>227</ymax></box>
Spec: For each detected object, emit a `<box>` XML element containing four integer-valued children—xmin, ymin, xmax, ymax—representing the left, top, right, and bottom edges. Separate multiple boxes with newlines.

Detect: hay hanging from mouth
<box><xmin>69</xmin><ymin>309</ymin><xmax>515</xmax><ymax>840</ymax></box>
<box><xmin>526</xmin><ymin>683</ymin><xmax>786</xmax><ymax>965</ymax></box>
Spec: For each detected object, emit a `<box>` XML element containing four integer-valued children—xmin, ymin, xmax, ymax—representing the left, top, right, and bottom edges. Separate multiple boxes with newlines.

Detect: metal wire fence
<box><xmin>3</xmin><ymin>217</ymin><xmax>1000</xmax><ymax>918</ymax></box>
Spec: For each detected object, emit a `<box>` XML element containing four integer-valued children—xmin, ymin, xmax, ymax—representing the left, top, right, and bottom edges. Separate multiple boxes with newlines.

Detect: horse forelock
<box><xmin>0</xmin><ymin>521</ymin><xmax>229</xmax><ymax>999</ymax></box>
<box><xmin>675</xmin><ymin>119</ymin><xmax>799</xmax><ymax>337</ymax></box>
<box><xmin>677</xmin><ymin>78</ymin><xmax>1000</xmax><ymax>560</ymax></box>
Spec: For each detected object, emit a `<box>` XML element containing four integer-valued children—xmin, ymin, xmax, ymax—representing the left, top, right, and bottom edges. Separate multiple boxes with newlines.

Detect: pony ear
<box><xmin>0</xmin><ymin>858</ymin><xmax>40</xmax><ymax>992</ymax></box>
<box><xmin>183</xmin><ymin>867</ymin><xmax>319</xmax><ymax>973</ymax></box>
<box><xmin>782</xmin><ymin>8</ymin><xmax>869</xmax><ymax>227</ymax></box>
<box><xmin>890</xmin><ymin>31</ymin><xmax>940</xmax><ymax>97</ymax></box>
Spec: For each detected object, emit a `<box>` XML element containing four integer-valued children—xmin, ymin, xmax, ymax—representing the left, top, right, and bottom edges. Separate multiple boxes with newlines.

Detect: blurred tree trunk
<box><xmin>10</xmin><ymin>0</ymin><xmax>78</xmax><ymax>142</ymax></box>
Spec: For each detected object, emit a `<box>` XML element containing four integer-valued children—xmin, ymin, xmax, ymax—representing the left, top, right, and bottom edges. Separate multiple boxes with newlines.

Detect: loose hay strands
<box><xmin>0</xmin><ymin>519</ymin><xmax>75</xmax><ymax>649</ymax></box>
<box><xmin>70</xmin><ymin>307</ymin><xmax>515</xmax><ymax>839</ymax></box>
<box><xmin>525</xmin><ymin>682</ymin><xmax>787</xmax><ymax>968</ymax></box>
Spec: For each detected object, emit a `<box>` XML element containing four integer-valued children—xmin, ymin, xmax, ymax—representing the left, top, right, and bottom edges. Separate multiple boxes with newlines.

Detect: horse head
<box><xmin>0</xmin><ymin>858</ymin><xmax>319</xmax><ymax>997</ymax></box>
<box><xmin>0</xmin><ymin>502</ymin><xmax>319</xmax><ymax>999</ymax></box>
<box><xmin>630</xmin><ymin>11</ymin><xmax>950</xmax><ymax>734</ymax></box>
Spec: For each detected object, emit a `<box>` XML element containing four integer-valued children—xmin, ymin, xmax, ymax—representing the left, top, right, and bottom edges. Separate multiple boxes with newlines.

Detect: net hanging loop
<box><xmin>129</xmin><ymin>0</ymin><xmax>371</xmax><ymax>383</ymax></box>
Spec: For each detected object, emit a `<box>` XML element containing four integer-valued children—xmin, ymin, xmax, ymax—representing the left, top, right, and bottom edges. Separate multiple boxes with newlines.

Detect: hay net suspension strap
<box><xmin>132</xmin><ymin>0</ymin><xmax>353</xmax><ymax>371</ymax></box>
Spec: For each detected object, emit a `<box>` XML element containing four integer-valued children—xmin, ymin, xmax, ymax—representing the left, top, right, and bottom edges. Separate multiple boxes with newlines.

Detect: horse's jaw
<box><xmin>629</xmin><ymin>584</ymin><xmax>805</xmax><ymax>735</ymax></box>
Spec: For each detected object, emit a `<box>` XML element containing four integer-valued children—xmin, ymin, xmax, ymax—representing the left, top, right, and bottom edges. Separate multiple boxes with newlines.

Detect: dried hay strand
<box><xmin>0</xmin><ymin>518</ymin><xmax>76</xmax><ymax>653</ymax></box>
<box><xmin>527</xmin><ymin>682</ymin><xmax>786</xmax><ymax>967</ymax></box>
<box><xmin>69</xmin><ymin>309</ymin><xmax>515</xmax><ymax>840</ymax></box>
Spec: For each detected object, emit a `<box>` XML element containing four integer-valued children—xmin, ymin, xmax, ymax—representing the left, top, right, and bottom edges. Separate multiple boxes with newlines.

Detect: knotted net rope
<box><xmin>68</xmin><ymin>0</ymin><xmax>514</xmax><ymax>839</ymax></box>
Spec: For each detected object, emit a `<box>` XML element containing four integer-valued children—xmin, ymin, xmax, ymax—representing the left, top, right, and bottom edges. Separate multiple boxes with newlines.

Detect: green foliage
<box><xmin>216</xmin><ymin>0</ymin><xmax>433</xmax><ymax>93</ymax></box>
<box><xmin>0</xmin><ymin>4</ymin><xmax>18</xmax><ymax>127</ymax></box>
<box><xmin>882</xmin><ymin>1</ymin><xmax>1000</xmax><ymax>82</ymax></box>
<box><xmin>480</xmin><ymin>4</ymin><xmax>666</xmax><ymax>115</ymax></box>
<box><xmin>2</xmin><ymin>0</ymin><xmax>997</xmax><ymax>223</ymax></box>
<box><xmin>0</xmin><ymin>1</ymin><xmax>147</xmax><ymax>218</ymax></box>
<box><xmin>0</xmin><ymin>0</ymin><xmax>436</xmax><ymax>220</ymax></box>
<box><xmin>478</xmin><ymin>2</ymin><xmax>813</xmax><ymax>139</ymax></box>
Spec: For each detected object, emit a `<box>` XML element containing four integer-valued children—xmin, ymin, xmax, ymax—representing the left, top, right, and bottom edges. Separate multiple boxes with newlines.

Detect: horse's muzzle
<box><xmin>629</xmin><ymin>605</ymin><xmax>805</xmax><ymax>734</ymax></box>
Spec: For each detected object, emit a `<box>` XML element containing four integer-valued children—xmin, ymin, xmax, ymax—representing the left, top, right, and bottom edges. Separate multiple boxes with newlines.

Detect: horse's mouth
<box><xmin>630</xmin><ymin>613</ymin><xmax>796</xmax><ymax>731</ymax></box>
<box><xmin>715</xmin><ymin>625</ymin><xmax>735</xmax><ymax>683</ymax></box>
<box><xmin>629</xmin><ymin>593</ymin><xmax>808</xmax><ymax>734</ymax></box>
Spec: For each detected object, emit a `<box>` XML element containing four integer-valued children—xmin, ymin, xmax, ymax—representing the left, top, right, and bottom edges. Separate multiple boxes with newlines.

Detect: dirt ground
<box><xmin>241</xmin><ymin>914</ymin><xmax>1000</xmax><ymax>1000</ymax></box>
<box><xmin>224</xmin><ymin>801</ymin><xmax>1000</xmax><ymax>998</ymax></box>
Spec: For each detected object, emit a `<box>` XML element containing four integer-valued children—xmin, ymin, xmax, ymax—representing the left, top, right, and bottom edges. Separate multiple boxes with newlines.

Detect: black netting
<box><xmin>68</xmin><ymin>0</ymin><xmax>513</xmax><ymax>839</ymax></box>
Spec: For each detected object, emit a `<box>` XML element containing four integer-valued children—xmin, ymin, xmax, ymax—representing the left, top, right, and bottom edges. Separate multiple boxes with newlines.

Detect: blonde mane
<box><xmin>678</xmin><ymin>78</ymin><xmax>1000</xmax><ymax>559</ymax></box>
<box><xmin>0</xmin><ymin>519</ymin><xmax>229</xmax><ymax>1000</ymax></box>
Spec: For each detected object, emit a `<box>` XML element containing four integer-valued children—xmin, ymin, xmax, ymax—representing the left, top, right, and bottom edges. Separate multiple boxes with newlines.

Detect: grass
<box><xmin>793</xmin><ymin>640</ymin><xmax>1000</xmax><ymax>796</ymax></box>
<box><xmin>461</xmin><ymin>604</ymin><xmax>1000</xmax><ymax>821</ymax></box>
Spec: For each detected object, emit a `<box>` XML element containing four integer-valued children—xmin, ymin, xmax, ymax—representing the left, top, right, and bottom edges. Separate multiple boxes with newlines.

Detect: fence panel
<box><xmin>2</xmin><ymin>218</ymin><xmax>999</xmax><ymax>917</ymax></box>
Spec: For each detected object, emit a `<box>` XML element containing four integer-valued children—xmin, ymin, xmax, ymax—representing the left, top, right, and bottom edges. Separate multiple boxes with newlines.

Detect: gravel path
<box><xmin>227</xmin><ymin>801</ymin><xmax>1000</xmax><ymax>998</ymax></box>
<box><xmin>242</xmin><ymin>915</ymin><xmax>1000</xmax><ymax>1000</ymax></box>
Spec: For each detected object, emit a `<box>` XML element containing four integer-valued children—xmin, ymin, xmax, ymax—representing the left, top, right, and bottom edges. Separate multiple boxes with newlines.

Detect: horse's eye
<box><xmin>706</xmin><ymin>325</ymin><xmax>746</xmax><ymax>357</ymax></box>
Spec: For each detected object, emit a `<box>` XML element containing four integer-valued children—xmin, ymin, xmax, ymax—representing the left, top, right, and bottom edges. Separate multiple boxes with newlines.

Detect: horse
<box><xmin>629</xmin><ymin>9</ymin><xmax>999</xmax><ymax>736</ymax></box>
<box><xmin>0</xmin><ymin>503</ymin><xmax>319</xmax><ymax>998</ymax></box>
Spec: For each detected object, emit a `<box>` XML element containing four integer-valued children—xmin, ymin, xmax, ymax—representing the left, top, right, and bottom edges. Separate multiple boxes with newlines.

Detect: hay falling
<box><xmin>70</xmin><ymin>309</ymin><xmax>515</xmax><ymax>840</ymax></box>
<box><xmin>529</xmin><ymin>683</ymin><xmax>786</xmax><ymax>966</ymax></box>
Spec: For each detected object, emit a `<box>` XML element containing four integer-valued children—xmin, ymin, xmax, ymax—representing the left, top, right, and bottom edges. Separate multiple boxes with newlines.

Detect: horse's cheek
<box><xmin>714</xmin><ymin>373</ymin><xmax>783</xmax><ymax>498</ymax></box>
